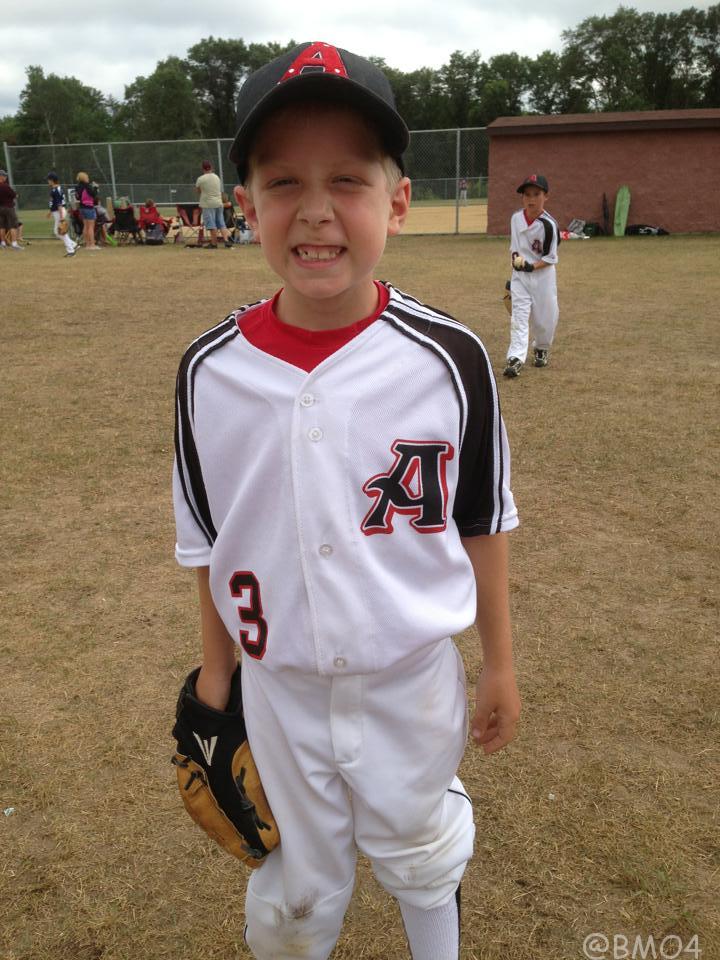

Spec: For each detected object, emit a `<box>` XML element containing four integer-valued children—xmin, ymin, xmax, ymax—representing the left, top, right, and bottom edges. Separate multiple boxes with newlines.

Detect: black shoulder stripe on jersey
<box><xmin>175</xmin><ymin>315</ymin><xmax>239</xmax><ymax>546</ymax></box>
<box><xmin>382</xmin><ymin>296</ymin><xmax>506</xmax><ymax>535</ymax></box>
<box><xmin>540</xmin><ymin>213</ymin><xmax>559</xmax><ymax>255</ymax></box>
<box><xmin>383</xmin><ymin>303</ymin><xmax>467</xmax><ymax>438</ymax></box>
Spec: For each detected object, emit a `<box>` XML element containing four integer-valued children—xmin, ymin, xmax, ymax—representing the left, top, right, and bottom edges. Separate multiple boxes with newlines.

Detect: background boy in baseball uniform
<box><xmin>504</xmin><ymin>174</ymin><xmax>560</xmax><ymax>378</ymax></box>
<box><xmin>173</xmin><ymin>41</ymin><xmax>521</xmax><ymax>960</ymax></box>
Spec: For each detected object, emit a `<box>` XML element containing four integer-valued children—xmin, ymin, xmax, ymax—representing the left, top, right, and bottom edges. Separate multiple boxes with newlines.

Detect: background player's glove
<box><xmin>503</xmin><ymin>279</ymin><xmax>512</xmax><ymax>315</ymax></box>
<box><xmin>512</xmin><ymin>255</ymin><xmax>534</xmax><ymax>272</ymax></box>
<box><xmin>171</xmin><ymin>664</ymin><xmax>280</xmax><ymax>868</ymax></box>
<box><xmin>58</xmin><ymin>220</ymin><xmax>69</xmax><ymax>236</ymax></box>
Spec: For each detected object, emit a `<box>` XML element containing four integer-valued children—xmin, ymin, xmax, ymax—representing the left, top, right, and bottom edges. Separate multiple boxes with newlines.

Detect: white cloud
<box><xmin>0</xmin><ymin>0</ymin><xmax>716</xmax><ymax>118</ymax></box>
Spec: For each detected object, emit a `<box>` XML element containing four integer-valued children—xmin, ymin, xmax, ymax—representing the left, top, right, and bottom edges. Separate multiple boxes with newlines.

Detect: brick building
<box><xmin>486</xmin><ymin>109</ymin><xmax>720</xmax><ymax>235</ymax></box>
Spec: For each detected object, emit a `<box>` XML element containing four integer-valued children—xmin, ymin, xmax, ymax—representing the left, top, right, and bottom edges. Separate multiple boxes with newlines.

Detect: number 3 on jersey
<box><xmin>229</xmin><ymin>571</ymin><xmax>268</xmax><ymax>659</ymax></box>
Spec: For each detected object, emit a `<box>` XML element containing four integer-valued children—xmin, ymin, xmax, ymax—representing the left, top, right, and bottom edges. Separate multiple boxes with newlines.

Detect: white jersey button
<box><xmin>308</xmin><ymin>427</ymin><xmax>323</xmax><ymax>442</ymax></box>
<box><xmin>300</xmin><ymin>393</ymin><xmax>315</xmax><ymax>407</ymax></box>
<box><xmin>319</xmin><ymin>544</ymin><xmax>333</xmax><ymax>557</ymax></box>
<box><xmin>333</xmin><ymin>656</ymin><xmax>346</xmax><ymax>669</ymax></box>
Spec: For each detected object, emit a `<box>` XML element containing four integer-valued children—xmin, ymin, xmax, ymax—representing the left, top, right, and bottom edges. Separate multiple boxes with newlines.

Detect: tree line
<box><xmin>1</xmin><ymin>5</ymin><xmax>718</xmax><ymax>147</ymax></box>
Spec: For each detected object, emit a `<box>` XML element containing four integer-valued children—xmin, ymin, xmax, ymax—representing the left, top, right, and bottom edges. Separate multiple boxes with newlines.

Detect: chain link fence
<box><xmin>2</xmin><ymin>128</ymin><xmax>487</xmax><ymax>237</ymax></box>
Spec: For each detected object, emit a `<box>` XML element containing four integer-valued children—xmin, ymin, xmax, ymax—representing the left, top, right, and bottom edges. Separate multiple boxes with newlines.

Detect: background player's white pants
<box><xmin>508</xmin><ymin>267</ymin><xmax>559</xmax><ymax>362</ymax></box>
<box><xmin>241</xmin><ymin>638</ymin><xmax>475</xmax><ymax>960</ymax></box>
<box><xmin>51</xmin><ymin>208</ymin><xmax>66</xmax><ymax>238</ymax></box>
<box><xmin>61</xmin><ymin>232</ymin><xmax>77</xmax><ymax>255</ymax></box>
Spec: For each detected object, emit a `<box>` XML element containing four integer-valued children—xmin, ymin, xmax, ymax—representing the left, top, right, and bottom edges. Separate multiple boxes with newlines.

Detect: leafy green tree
<box><xmin>0</xmin><ymin>114</ymin><xmax>19</xmax><ymax>145</ymax></box>
<box><xmin>477</xmin><ymin>54</ymin><xmax>531</xmax><ymax>123</ymax></box>
<box><xmin>437</xmin><ymin>51</ymin><xmax>485</xmax><ymax>127</ymax></box>
<box><xmin>560</xmin><ymin>5</ymin><xmax>718</xmax><ymax>111</ymax></box>
<box><xmin>379</xmin><ymin>63</ymin><xmax>445</xmax><ymax>129</ymax></box>
<box><xmin>15</xmin><ymin>66</ymin><xmax>113</xmax><ymax>144</ymax></box>
<box><xmin>187</xmin><ymin>37</ymin><xmax>249</xmax><ymax>138</ymax></box>
<box><xmin>526</xmin><ymin>50</ymin><xmax>593</xmax><ymax>114</ymax></box>
<box><xmin>696</xmin><ymin>3</ymin><xmax>720</xmax><ymax>106</ymax></box>
<box><xmin>116</xmin><ymin>57</ymin><xmax>203</xmax><ymax>140</ymax></box>
<box><xmin>187</xmin><ymin>38</ymin><xmax>297</xmax><ymax>138</ymax></box>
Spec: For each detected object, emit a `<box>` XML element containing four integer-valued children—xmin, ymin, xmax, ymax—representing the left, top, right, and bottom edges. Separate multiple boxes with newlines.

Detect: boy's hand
<box><xmin>471</xmin><ymin>666</ymin><xmax>521</xmax><ymax>755</ymax></box>
<box><xmin>195</xmin><ymin>664</ymin><xmax>233</xmax><ymax>711</ymax></box>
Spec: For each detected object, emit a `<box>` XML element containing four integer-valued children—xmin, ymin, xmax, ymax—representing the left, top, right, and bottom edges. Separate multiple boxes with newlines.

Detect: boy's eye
<box><xmin>267</xmin><ymin>177</ymin><xmax>296</xmax><ymax>188</ymax></box>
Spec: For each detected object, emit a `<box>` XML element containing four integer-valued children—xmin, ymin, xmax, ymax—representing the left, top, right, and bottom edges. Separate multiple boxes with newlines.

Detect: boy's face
<box><xmin>521</xmin><ymin>185</ymin><xmax>547</xmax><ymax>218</ymax></box>
<box><xmin>238</xmin><ymin>105</ymin><xmax>410</xmax><ymax>314</ymax></box>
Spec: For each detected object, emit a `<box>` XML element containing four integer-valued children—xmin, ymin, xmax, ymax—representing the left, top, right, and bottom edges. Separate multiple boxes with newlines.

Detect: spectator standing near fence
<box><xmin>74</xmin><ymin>172</ymin><xmax>100</xmax><ymax>250</ymax></box>
<box><xmin>458</xmin><ymin>178</ymin><xmax>468</xmax><ymax>204</ymax></box>
<box><xmin>0</xmin><ymin>169</ymin><xmax>24</xmax><ymax>250</ymax></box>
<box><xmin>195</xmin><ymin>160</ymin><xmax>233</xmax><ymax>248</ymax></box>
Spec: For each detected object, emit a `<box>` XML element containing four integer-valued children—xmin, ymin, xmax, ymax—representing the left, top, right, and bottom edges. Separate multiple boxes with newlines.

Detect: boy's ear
<box><xmin>234</xmin><ymin>185</ymin><xmax>260</xmax><ymax>240</ymax></box>
<box><xmin>387</xmin><ymin>177</ymin><xmax>411</xmax><ymax>237</ymax></box>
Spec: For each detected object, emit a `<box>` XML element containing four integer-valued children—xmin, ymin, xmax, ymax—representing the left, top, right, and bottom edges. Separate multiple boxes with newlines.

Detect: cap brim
<box><xmin>228</xmin><ymin>73</ymin><xmax>409</xmax><ymax>180</ymax></box>
<box><xmin>517</xmin><ymin>180</ymin><xmax>548</xmax><ymax>193</ymax></box>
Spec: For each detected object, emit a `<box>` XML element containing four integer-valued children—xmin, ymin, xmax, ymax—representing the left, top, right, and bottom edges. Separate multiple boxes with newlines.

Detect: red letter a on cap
<box><xmin>280</xmin><ymin>42</ymin><xmax>348</xmax><ymax>83</ymax></box>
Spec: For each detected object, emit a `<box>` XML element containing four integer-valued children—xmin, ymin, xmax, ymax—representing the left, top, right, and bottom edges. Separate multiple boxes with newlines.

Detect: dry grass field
<box><xmin>2</xmin><ymin>232</ymin><xmax>718</xmax><ymax>960</ymax></box>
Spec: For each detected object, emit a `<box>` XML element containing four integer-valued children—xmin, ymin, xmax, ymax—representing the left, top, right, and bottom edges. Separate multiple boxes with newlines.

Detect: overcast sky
<box><xmin>1</xmin><ymin>0</ymin><xmax>714</xmax><ymax>118</ymax></box>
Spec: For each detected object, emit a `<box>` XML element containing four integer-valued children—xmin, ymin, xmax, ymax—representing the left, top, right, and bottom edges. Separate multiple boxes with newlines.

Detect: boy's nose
<box><xmin>297</xmin><ymin>188</ymin><xmax>334</xmax><ymax>226</ymax></box>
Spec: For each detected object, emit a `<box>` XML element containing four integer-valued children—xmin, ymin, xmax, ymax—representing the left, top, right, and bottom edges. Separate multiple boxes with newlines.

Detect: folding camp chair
<box><xmin>176</xmin><ymin>203</ymin><xmax>205</xmax><ymax>245</ymax></box>
<box><xmin>111</xmin><ymin>206</ymin><xmax>142</xmax><ymax>244</ymax></box>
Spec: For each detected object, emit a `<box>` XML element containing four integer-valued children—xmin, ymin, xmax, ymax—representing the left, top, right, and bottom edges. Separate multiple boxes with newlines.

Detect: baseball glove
<box><xmin>171</xmin><ymin>664</ymin><xmax>280</xmax><ymax>867</ymax></box>
<box><xmin>58</xmin><ymin>219</ymin><xmax>69</xmax><ymax>236</ymax></box>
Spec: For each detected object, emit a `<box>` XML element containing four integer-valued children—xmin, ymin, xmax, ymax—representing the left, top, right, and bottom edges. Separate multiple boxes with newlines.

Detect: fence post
<box><xmin>3</xmin><ymin>142</ymin><xmax>18</xmax><ymax>210</ymax></box>
<box><xmin>2</xmin><ymin>141</ymin><xmax>11</xmax><ymax>177</ymax></box>
<box><xmin>454</xmin><ymin>128</ymin><xmax>461</xmax><ymax>236</ymax></box>
<box><xmin>216</xmin><ymin>139</ymin><xmax>224</xmax><ymax>189</ymax></box>
<box><xmin>107</xmin><ymin>143</ymin><xmax>117</xmax><ymax>200</ymax></box>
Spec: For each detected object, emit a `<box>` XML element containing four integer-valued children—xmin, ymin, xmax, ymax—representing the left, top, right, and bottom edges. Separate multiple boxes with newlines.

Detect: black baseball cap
<box><xmin>517</xmin><ymin>174</ymin><xmax>549</xmax><ymax>193</ymax></box>
<box><xmin>228</xmin><ymin>41</ymin><xmax>409</xmax><ymax>183</ymax></box>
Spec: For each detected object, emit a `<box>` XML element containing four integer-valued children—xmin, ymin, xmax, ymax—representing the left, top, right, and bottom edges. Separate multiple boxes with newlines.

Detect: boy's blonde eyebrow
<box><xmin>244</xmin><ymin>154</ymin><xmax>402</xmax><ymax>194</ymax></box>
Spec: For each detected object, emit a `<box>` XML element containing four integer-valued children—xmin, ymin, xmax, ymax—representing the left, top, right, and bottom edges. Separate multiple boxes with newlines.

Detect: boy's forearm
<box><xmin>196</xmin><ymin>566</ymin><xmax>237</xmax><ymax>675</ymax></box>
<box><xmin>461</xmin><ymin>533</ymin><xmax>514</xmax><ymax>669</ymax></box>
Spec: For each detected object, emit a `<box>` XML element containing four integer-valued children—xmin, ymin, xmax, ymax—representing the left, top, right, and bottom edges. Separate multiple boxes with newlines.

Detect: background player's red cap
<box><xmin>517</xmin><ymin>174</ymin><xmax>549</xmax><ymax>193</ymax></box>
<box><xmin>229</xmin><ymin>41</ymin><xmax>409</xmax><ymax>183</ymax></box>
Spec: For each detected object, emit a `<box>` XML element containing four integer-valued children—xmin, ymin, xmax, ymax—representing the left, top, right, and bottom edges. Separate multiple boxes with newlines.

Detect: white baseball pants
<box><xmin>51</xmin><ymin>208</ymin><xmax>67</xmax><ymax>237</ymax></box>
<box><xmin>241</xmin><ymin>638</ymin><xmax>475</xmax><ymax>960</ymax></box>
<box><xmin>508</xmin><ymin>267</ymin><xmax>559</xmax><ymax>362</ymax></box>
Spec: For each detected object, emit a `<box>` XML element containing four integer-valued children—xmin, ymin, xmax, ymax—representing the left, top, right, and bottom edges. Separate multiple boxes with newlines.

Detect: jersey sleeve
<box><xmin>452</xmin><ymin>342</ymin><xmax>519</xmax><ymax>536</ymax></box>
<box><xmin>540</xmin><ymin>215</ymin><xmax>560</xmax><ymax>264</ymax></box>
<box><xmin>173</xmin><ymin>457</ymin><xmax>213</xmax><ymax>567</ymax></box>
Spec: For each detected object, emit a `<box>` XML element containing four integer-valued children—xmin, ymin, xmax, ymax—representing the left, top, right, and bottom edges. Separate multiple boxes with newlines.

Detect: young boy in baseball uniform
<box><xmin>173</xmin><ymin>41</ymin><xmax>521</xmax><ymax>960</ymax></box>
<box><xmin>504</xmin><ymin>174</ymin><xmax>560</xmax><ymax>378</ymax></box>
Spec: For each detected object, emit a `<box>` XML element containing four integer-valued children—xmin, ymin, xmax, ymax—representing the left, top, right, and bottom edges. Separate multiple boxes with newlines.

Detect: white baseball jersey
<box><xmin>510</xmin><ymin>208</ymin><xmax>560</xmax><ymax>265</ymax></box>
<box><xmin>173</xmin><ymin>283</ymin><xmax>518</xmax><ymax>676</ymax></box>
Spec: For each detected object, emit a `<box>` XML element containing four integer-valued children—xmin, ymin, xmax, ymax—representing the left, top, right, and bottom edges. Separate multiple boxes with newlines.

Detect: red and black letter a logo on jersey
<box><xmin>280</xmin><ymin>42</ymin><xmax>348</xmax><ymax>83</ymax></box>
<box><xmin>361</xmin><ymin>440</ymin><xmax>454</xmax><ymax>535</ymax></box>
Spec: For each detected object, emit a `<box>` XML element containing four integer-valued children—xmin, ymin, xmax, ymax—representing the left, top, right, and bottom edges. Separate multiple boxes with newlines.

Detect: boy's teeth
<box><xmin>297</xmin><ymin>247</ymin><xmax>341</xmax><ymax>261</ymax></box>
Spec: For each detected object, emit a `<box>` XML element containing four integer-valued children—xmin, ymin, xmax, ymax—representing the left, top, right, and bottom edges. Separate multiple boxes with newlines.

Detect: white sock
<box><xmin>399</xmin><ymin>895</ymin><xmax>459</xmax><ymax>960</ymax></box>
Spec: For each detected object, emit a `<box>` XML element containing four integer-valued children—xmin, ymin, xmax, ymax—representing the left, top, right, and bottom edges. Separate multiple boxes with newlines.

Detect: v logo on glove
<box><xmin>193</xmin><ymin>733</ymin><xmax>218</xmax><ymax>766</ymax></box>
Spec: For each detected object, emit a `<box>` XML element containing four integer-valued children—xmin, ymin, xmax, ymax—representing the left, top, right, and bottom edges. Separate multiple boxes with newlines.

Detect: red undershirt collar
<box><xmin>237</xmin><ymin>281</ymin><xmax>390</xmax><ymax>372</ymax></box>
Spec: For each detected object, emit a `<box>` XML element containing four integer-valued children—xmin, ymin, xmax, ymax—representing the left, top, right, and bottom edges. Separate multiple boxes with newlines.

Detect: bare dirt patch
<box><xmin>2</xmin><ymin>234</ymin><xmax>718</xmax><ymax>958</ymax></box>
